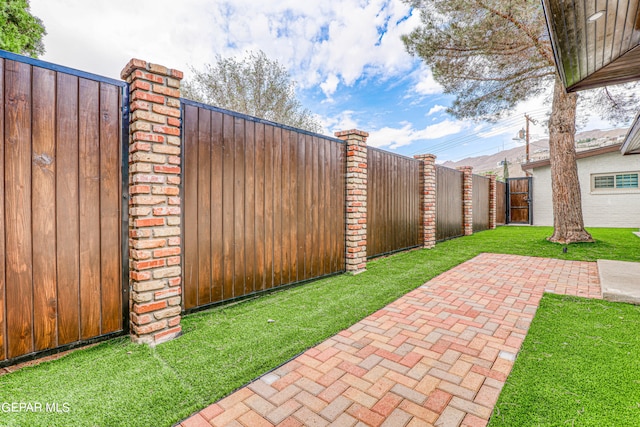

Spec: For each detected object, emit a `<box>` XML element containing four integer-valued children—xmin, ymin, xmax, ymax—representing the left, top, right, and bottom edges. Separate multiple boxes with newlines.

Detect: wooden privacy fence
<box><xmin>0</xmin><ymin>52</ymin><xmax>127</xmax><ymax>364</ymax></box>
<box><xmin>472</xmin><ymin>174</ymin><xmax>490</xmax><ymax>232</ymax></box>
<box><xmin>0</xmin><ymin>51</ymin><xmax>503</xmax><ymax>358</ymax></box>
<box><xmin>367</xmin><ymin>148</ymin><xmax>421</xmax><ymax>258</ymax></box>
<box><xmin>436</xmin><ymin>166</ymin><xmax>464</xmax><ymax>241</ymax></box>
<box><xmin>182</xmin><ymin>100</ymin><xmax>346</xmax><ymax>311</ymax></box>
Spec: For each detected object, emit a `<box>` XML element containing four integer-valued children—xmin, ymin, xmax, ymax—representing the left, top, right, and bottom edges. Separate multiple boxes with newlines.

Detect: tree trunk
<box><xmin>548</xmin><ymin>77</ymin><xmax>593</xmax><ymax>243</ymax></box>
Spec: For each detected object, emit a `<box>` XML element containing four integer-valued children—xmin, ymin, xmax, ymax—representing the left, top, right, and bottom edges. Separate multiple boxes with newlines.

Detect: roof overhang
<box><xmin>621</xmin><ymin>112</ymin><xmax>640</xmax><ymax>154</ymax></box>
<box><xmin>541</xmin><ymin>0</ymin><xmax>640</xmax><ymax>92</ymax></box>
<box><xmin>522</xmin><ymin>143</ymin><xmax>624</xmax><ymax>170</ymax></box>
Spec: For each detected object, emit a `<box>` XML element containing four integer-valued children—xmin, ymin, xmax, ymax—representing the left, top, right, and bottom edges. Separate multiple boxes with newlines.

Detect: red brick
<box><xmin>152</xmin><ymin>104</ymin><xmax>181</xmax><ymax>117</ymax></box>
<box><xmin>169</xmin><ymin>277</ymin><xmax>182</xmax><ymax>287</ymax></box>
<box><xmin>153</xmin><ymin>84</ymin><xmax>180</xmax><ymax>98</ymax></box>
<box><xmin>371</xmin><ymin>392</ymin><xmax>402</xmax><ymax>417</ymax></box>
<box><xmin>131</xmin><ymin>90</ymin><xmax>165</xmax><ymax>104</ymax></box>
<box><xmin>153</xmin><ymin>206</ymin><xmax>181</xmax><ymax>216</ymax></box>
<box><xmin>131</xmin><ymin>80</ymin><xmax>151</xmax><ymax>91</ymax></box>
<box><xmin>154</xmin><ymin>165</ymin><xmax>181</xmax><ymax>174</ymax></box>
<box><xmin>180</xmin><ymin>414</ymin><xmax>210</xmax><ymax>427</ymax></box>
<box><xmin>154</xmin><ymin>325</ymin><xmax>181</xmax><ymax>342</ymax></box>
<box><xmin>131</xmin><ymin>100</ymin><xmax>149</xmax><ymax>112</ymax></box>
<box><xmin>167</xmin><ymin>117</ymin><xmax>181</xmax><ymax>127</ymax></box>
<box><xmin>347</xmin><ymin>403</ymin><xmax>384</xmax><ymax>427</ymax></box>
<box><xmin>153</xmin><ymin>247</ymin><xmax>181</xmax><ymax>257</ymax></box>
<box><xmin>130</xmin><ymin>141</ymin><xmax>151</xmax><ymax>152</ymax></box>
<box><xmin>130</xmin><ymin>271</ymin><xmax>151</xmax><ymax>281</ymax></box>
<box><xmin>134</xmin><ymin>300</ymin><xmax>168</xmax><ymax>314</ymax></box>
<box><xmin>130</xmin><ymin>185</ymin><xmax>151</xmax><ymax>194</ymax></box>
<box><xmin>134</xmin><ymin>132</ymin><xmax>165</xmax><ymax>143</ymax></box>
<box><xmin>200</xmin><ymin>404</ymin><xmax>224</xmax><ymax>421</ymax></box>
<box><xmin>134</xmin><ymin>218</ymin><xmax>165</xmax><ymax>227</ymax></box>
<box><xmin>425</xmin><ymin>389</ymin><xmax>452</xmax><ymax>413</ymax></box>
<box><xmin>155</xmin><ymin>287</ymin><xmax>181</xmax><ymax>300</ymax></box>
<box><xmin>152</xmin><ymin>125</ymin><xmax>180</xmax><ymax>136</ymax></box>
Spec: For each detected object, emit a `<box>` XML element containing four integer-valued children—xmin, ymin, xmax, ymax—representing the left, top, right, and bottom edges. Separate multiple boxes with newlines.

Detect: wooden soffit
<box><xmin>542</xmin><ymin>0</ymin><xmax>640</xmax><ymax>92</ymax></box>
<box><xmin>621</xmin><ymin>112</ymin><xmax>640</xmax><ymax>154</ymax></box>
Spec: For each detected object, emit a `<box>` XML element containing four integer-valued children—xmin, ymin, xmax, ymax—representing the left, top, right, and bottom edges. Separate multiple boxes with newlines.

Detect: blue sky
<box><xmin>29</xmin><ymin>0</ymin><xmax>627</xmax><ymax>162</ymax></box>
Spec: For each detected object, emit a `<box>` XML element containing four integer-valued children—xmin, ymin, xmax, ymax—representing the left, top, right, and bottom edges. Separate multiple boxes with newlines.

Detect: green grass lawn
<box><xmin>0</xmin><ymin>227</ymin><xmax>638</xmax><ymax>427</ymax></box>
<box><xmin>488</xmin><ymin>294</ymin><xmax>640</xmax><ymax>426</ymax></box>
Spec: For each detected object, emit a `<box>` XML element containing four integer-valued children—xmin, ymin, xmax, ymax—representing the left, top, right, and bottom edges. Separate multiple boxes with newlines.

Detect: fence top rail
<box><xmin>435</xmin><ymin>164</ymin><xmax>464</xmax><ymax>174</ymax></box>
<box><xmin>180</xmin><ymin>97</ymin><xmax>344</xmax><ymax>144</ymax></box>
<box><xmin>472</xmin><ymin>174</ymin><xmax>491</xmax><ymax>181</ymax></box>
<box><xmin>368</xmin><ymin>145</ymin><xmax>421</xmax><ymax>162</ymax></box>
<box><xmin>0</xmin><ymin>49</ymin><xmax>126</xmax><ymax>88</ymax></box>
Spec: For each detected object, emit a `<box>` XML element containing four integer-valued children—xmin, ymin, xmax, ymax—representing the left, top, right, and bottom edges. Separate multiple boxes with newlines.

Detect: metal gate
<box><xmin>0</xmin><ymin>51</ymin><xmax>129</xmax><ymax>366</ymax></box>
<box><xmin>507</xmin><ymin>177</ymin><xmax>532</xmax><ymax>224</ymax></box>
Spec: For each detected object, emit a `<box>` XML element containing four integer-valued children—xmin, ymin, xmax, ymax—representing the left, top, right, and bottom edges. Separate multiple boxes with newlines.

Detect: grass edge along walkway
<box><xmin>488</xmin><ymin>293</ymin><xmax>640</xmax><ymax>426</ymax></box>
<box><xmin>0</xmin><ymin>227</ymin><xmax>638</xmax><ymax>427</ymax></box>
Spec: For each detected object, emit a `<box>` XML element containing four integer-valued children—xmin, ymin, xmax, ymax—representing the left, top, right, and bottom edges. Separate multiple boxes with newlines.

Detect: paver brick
<box><xmin>180</xmin><ymin>254</ymin><xmax>600</xmax><ymax>427</ymax></box>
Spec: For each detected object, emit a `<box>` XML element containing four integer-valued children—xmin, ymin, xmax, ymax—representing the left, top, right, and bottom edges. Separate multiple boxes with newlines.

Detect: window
<box><xmin>592</xmin><ymin>172</ymin><xmax>639</xmax><ymax>191</ymax></box>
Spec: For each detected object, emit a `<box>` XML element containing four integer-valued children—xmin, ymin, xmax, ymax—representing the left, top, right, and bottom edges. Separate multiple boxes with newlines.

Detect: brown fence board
<box><xmin>244</xmin><ymin>120</ymin><xmax>255</xmax><ymax>294</ymax></box>
<box><xmin>182</xmin><ymin>102</ymin><xmax>346</xmax><ymax>310</ymax></box>
<box><xmin>496</xmin><ymin>181</ymin><xmax>507</xmax><ymax>225</ymax></box>
<box><xmin>0</xmin><ymin>59</ymin><xmax>4</xmax><ymax>360</ymax></box>
<box><xmin>183</xmin><ymin>104</ymin><xmax>198</xmax><ymax>309</ymax></box>
<box><xmin>472</xmin><ymin>175</ymin><xmax>490</xmax><ymax>232</ymax></box>
<box><xmin>79</xmin><ymin>78</ymin><xmax>101</xmax><ymax>340</ymax></box>
<box><xmin>210</xmin><ymin>111</ymin><xmax>224</xmax><ymax>302</ymax></box>
<box><xmin>31</xmin><ymin>66</ymin><xmax>56</xmax><ymax>351</ymax></box>
<box><xmin>233</xmin><ymin>117</ymin><xmax>246</xmax><ymax>297</ymax></box>
<box><xmin>222</xmin><ymin>113</ymin><xmax>235</xmax><ymax>299</ymax></box>
<box><xmin>198</xmin><ymin>108</ymin><xmax>212</xmax><ymax>306</ymax></box>
<box><xmin>56</xmin><ymin>72</ymin><xmax>81</xmax><ymax>346</ymax></box>
<box><xmin>436</xmin><ymin>166</ymin><xmax>464</xmax><ymax>241</ymax></box>
<box><xmin>98</xmin><ymin>83</ymin><xmax>122</xmax><ymax>335</ymax></box>
<box><xmin>5</xmin><ymin>60</ymin><xmax>33</xmax><ymax>359</ymax></box>
<box><xmin>367</xmin><ymin>148</ymin><xmax>421</xmax><ymax>258</ymax></box>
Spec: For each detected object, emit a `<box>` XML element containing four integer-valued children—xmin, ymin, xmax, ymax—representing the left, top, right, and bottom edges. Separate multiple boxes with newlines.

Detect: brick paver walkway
<box><xmin>179</xmin><ymin>253</ymin><xmax>601</xmax><ymax>427</ymax></box>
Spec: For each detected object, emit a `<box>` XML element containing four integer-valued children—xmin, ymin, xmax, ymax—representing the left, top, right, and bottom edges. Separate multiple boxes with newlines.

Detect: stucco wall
<box><xmin>531</xmin><ymin>151</ymin><xmax>640</xmax><ymax>227</ymax></box>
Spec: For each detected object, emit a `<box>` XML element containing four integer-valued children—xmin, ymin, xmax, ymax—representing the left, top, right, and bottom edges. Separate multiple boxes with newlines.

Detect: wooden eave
<box><xmin>522</xmin><ymin>142</ymin><xmax>623</xmax><ymax>170</ymax></box>
<box><xmin>541</xmin><ymin>0</ymin><xmax>640</xmax><ymax>92</ymax></box>
<box><xmin>621</xmin><ymin>112</ymin><xmax>640</xmax><ymax>154</ymax></box>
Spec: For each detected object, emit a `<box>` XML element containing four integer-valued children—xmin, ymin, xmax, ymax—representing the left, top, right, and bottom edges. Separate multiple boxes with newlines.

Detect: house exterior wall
<box><xmin>532</xmin><ymin>150</ymin><xmax>640</xmax><ymax>227</ymax></box>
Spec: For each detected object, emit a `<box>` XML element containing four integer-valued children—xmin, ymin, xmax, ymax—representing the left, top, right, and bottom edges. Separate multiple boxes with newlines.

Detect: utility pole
<box><xmin>524</xmin><ymin>114</ymin><xmax>537</xmax><ymax>163</ymax></box>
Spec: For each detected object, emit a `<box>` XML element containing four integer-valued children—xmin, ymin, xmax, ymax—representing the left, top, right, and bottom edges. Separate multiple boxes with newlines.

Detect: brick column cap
<box><xmin>457</xmin><ymin>165</ymin><xmax>473</xmax><ymax>172</ymax></box>
<box><xmin>413</xmin><ymin>153</ymin><xmax>436</xmax><ymax>162</ymax></box>
<box><xmin>121</xmin><ymin>58</ymin><xmax>184</xmax><ymax>80</ymax></box>
<box><xmin>335</xmin><ymin>129</ymin><xmax>369</xmax><ymax>139</ymax></box>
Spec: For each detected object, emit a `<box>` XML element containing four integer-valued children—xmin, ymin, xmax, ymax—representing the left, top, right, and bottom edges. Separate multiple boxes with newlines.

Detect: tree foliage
<box><xmin>0</xmin><ymin>0</ymin><xmax>46</xmax><ymax>57</ymax></box>
<box><xmin>402</xmin><ymin>0</ymin><xmax>637</xmax><ymax>243</ymax></box>
<box><xmin>183</xmin><ymin>50</ymin><xmax>322</xmax><ymax>133</ymax></box>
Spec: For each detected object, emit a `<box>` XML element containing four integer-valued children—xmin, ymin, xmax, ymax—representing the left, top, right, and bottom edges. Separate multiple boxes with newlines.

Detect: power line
<box><xmin>408</xmin><ymin>109</ymin><xmax>549</xmax><ymax>157</ymax></box>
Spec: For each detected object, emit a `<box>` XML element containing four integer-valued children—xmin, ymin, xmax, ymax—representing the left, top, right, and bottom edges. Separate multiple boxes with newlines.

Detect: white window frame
<box><xmin>591</xmin><ymin>171</ymin><xmax>640</xmax><ymax>194</ymax></box>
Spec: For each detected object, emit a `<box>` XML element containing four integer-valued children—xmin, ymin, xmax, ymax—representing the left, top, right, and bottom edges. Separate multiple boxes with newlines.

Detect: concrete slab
<box><xmin>633</xmin><ymin>231</ymin><xmax>640</xmax><ymax>238</ymax></box>
<box><xmin>597</xmin><ymin>260</ymin><xmax>640</xmax><ymax>305</ymax></box>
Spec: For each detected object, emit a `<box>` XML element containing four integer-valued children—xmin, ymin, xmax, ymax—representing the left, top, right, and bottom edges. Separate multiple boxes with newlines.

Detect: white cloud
<box><xmin>320</xmin><ymin>110</ymin><xmax>360</xmax><ymax>135</ymax></box>
<box><xmin>412</xmin><ymin>67</ymin><xmax>443</xmax><ymax>96</ymax></box>
<box><xmin>427</xmin><ymin>104</ymin><xmax>447</xmax><ymax>116</ymax></box>
<box><xmin>368</xmin><ymin>120</ymin><xmax>463</xmax><ymax>149</ymax></box>
<box><xmin>30</xmin><ymin>0</ymin><xmax>421</xmax><ymax>99</ymax></box>
<box><xmin>320</xmin><ymin>74</ymin><xmax>340</xmax><ymax>99</ymax></box>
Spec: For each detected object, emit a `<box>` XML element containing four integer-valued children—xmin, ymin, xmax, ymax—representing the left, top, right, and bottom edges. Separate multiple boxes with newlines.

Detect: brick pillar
<box><xmin>414</xmin><ymin>154</ymin><xmax>437</xmax><ymax>249</ymax></box>
<box><xmin>457</xmin><ymin>166</ymin><xmax>473</xmax><ymax>236</ymax></box>
<box><xmin>488</xmin><ymin>174</ymin><xmax>497</xmax><ymax>230</ymax></box>
<box><xmin>335</xmin><ymin>129</ymin><xmax>368</xmax><ymax>274</ymax></box>
<box><xmin>121</xmin><ymin>59</ymin><xmax>183</xmax><ymax>345</ymax></box>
